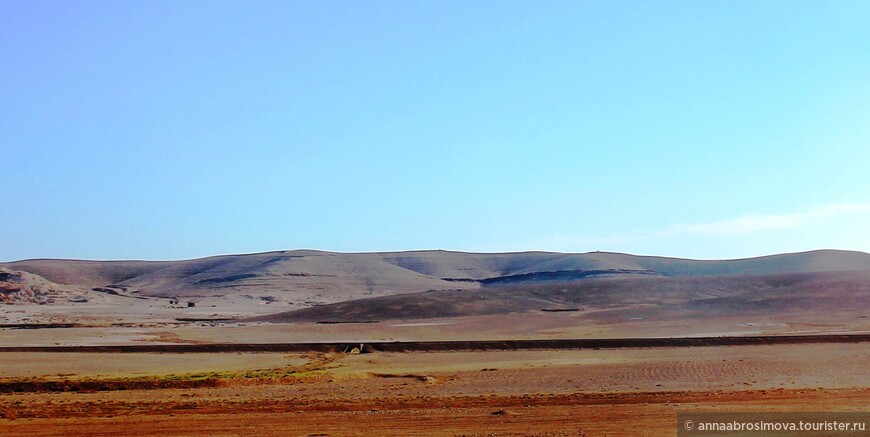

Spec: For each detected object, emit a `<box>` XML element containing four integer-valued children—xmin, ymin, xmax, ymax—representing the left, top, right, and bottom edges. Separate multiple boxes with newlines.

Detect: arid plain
<box><xmin>1</xmin><ymin>249</ymin><xmax>869</xmax><ymax>436</ymax></box>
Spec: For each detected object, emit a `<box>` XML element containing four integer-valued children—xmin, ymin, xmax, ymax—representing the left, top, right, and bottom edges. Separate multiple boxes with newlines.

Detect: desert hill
<box><xmin>251</xmin><ymin>270</ymin><xmax>870</xmax><ymax>324</ymax></box>
<box><xmin>377</xmin><ymin>249</ymin><xmax>870</xmax><ymax>278</ymax></box>
<box><xmin>3</xmin><ymin>249</ymin><xmax>870</xmax><ymax>307</ymax></box>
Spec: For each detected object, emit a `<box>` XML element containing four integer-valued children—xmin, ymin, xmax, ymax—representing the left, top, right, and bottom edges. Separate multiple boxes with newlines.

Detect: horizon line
<box><xmin>3</xmin><ymin>247</ymin><xmax>868</xmax><ymax>264</ymax></box>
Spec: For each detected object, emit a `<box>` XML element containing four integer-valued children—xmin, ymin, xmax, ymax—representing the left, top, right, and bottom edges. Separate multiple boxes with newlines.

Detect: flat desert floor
<box><xmin>1</xmin><ymin>342</ymin><xmax>868</xmax><ymax>436</ymax></box>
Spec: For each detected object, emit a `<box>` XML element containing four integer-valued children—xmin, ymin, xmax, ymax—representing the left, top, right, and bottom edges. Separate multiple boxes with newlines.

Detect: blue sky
<box><xmin>2</xmin><ymin>1</ymin><xmax>870</xmax><ymax>261</ymax></box>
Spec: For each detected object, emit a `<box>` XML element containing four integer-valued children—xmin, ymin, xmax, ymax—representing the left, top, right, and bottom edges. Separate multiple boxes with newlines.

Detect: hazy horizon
<box><xmin>5</xmin><ymin>246</ymin><xmax>870</xmax><ymax>264</ymax></box>
<box><xmin>3</xmin><ymin>1</ymin><xmax>870</xmax><ymax>261</ymax></box>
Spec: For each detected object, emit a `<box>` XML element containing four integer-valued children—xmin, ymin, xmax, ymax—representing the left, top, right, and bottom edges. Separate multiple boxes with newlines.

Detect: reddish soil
<box><xmin>1</xmin><ymin>386</ymin><xmax>867</xmax><ymax>436</ymax></box>
<box><xmin>1</xmin><ymin>341</ymin><xmax>867</xmax><ymax>436</ymax></box>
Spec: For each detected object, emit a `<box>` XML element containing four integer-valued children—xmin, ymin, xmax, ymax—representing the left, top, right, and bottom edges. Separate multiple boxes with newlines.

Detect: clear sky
<box><xmin>2</xmin><ymin>0</ymin><xmax>870</xmax><ymax>261</ymax></box>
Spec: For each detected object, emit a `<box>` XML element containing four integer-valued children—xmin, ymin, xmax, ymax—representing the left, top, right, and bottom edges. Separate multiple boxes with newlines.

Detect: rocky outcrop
<box><xmin>0</xmin><ymin>268</ymin><xmax>83</xmax><ymax>304</ymax></box>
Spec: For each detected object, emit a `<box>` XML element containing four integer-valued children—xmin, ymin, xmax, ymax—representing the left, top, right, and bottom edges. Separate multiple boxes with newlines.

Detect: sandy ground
<box><xmin>1</xmin><ymin>343</ymin><xmax>867</xmax><ymax>436</ymax></box>
<box><xmin>0</xmin><ymin>296</ymin><xmax>286</xmax><ymax>327</ymax></box>
<box><xmin>2</xmin><ymin>344</ymin><xmax>866</xmax><ymax>393</ymax></box>
<box><xmin>1</xmin><ymin>300</ymin><xmax>867</xmax><ymax>436</ymax></box>
<box><xmin>2</xmin><ymin>389</ymin><xmax>868</xmax><ymax>437</ymax></box>
<box><xmin>0</xmin><ymin>352</ymin><xmax>310</xmax><ymax>380</ymax></box>
<box><xmin>3</xmin><ymin>310</ymin><xmax>868</xmax><ymax>347</ymax></box>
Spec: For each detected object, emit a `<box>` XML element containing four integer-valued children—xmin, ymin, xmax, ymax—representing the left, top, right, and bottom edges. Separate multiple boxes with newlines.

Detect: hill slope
<box><xmin>4</xmin><ymin>249</ymin><xmax>870</xmax><ymax>307</ymax></box>
<box><xmin>252</xmin><ymin>270</ymin><xmax>870</xmax><ymax>323</ymax></box>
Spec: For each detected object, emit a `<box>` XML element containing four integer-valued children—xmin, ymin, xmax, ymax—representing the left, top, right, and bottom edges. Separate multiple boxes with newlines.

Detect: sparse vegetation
<box><xmin>0</xmin><ymin>354</ymin><xmax>339</xmax><ymax>393</ymax></box>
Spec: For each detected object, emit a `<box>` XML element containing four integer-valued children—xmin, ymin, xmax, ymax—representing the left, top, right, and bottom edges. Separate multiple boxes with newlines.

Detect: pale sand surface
<box><xmin>1</xmin><ymin>343</ymin><xmax>866</xmax><ymax>392</ymax></box>
<box><xmin>0</xmin><ymin>352</ymin><xmax>309</xmax><ymax>380</ymax></box>
<box><xmin>3</xmin><ymin>310</ymin><xmax>868</xmax><ymax>347</ymax></box>
<box><xmin>1</xmin><ymin>342</ymin><xmax>867</xmax><ymax>436</ymax></box>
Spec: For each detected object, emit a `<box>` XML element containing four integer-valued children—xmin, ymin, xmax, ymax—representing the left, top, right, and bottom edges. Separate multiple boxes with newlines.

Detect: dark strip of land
<box><xmin>0</xmin><ymin>323</ymin><xmax>80</xmax><ymax>329</ymax></box>
<box><xmin>0</xmin><ymin>334</ymin><xmax>867</xmax><ymax>353</ymax></box>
